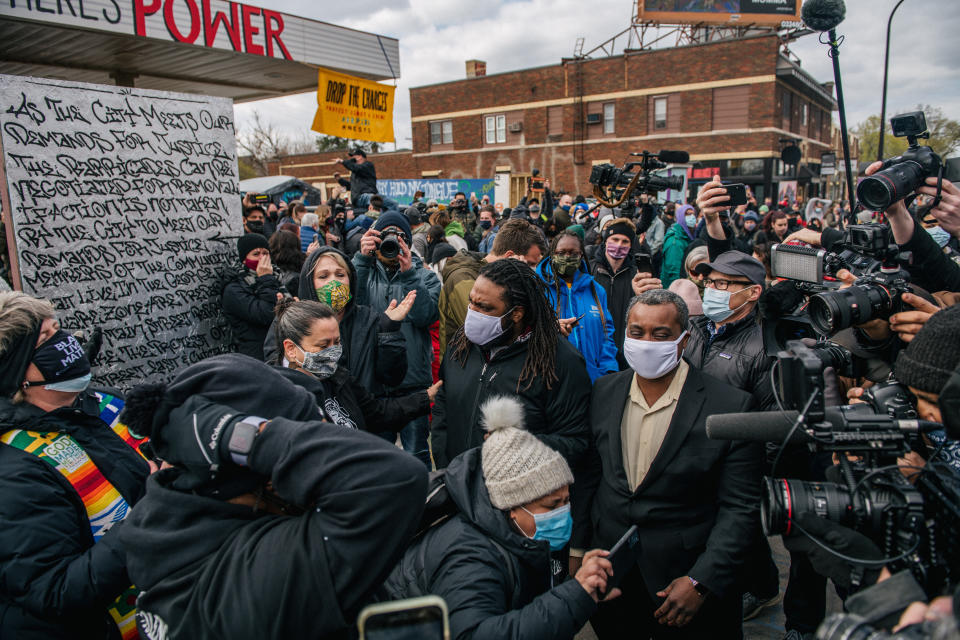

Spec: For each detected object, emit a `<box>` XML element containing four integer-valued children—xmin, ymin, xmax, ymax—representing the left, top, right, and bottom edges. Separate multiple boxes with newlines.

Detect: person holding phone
<box><xmin>385</xmin><ymin>396</ymin><xmax>619</xmax><ymax>639</ymax></box>
<box><xmin>571</xmin><ymin>290</ymin><xmax>762</xmax><ymax>639</ymax></box>
<box><xmin>537</xmin><ymin>230</ymin><xmax>619</xmax><ymax>382</ymax></box>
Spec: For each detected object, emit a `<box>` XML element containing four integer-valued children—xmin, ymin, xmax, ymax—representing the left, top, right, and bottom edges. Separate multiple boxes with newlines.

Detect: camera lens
<box><xmin>808</xmin><ymin>283</ymin><xmax>891</xmax><ymax>335</ymax></box>
<box><xmin>762</xmin><ymin>478</ymin><xmax>854</xmax><ymax>536</ymax></box>
<box><xmin>857</xmin><ymin>161</ymin><xmax>925</xmax><ymax>211</ymax></box>
<box><xmin>379</xmin><ymin>233</ymin><xmax>400</xmax><ymax>259</ymax></box>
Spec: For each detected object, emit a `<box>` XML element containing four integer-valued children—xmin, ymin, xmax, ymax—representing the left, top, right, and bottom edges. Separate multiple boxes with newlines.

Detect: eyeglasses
<box><xmin>703</xmin><ymin>277</ymin><xmax>753</xmax><ymax>291</ymax></box>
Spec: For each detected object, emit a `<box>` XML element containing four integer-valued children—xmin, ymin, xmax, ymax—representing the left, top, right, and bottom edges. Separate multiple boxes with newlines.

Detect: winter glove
<box><xmin>782</xmin><ymin>513</ymin><xmax>883</xmax><ymax>591</ymax></box>
<box><xmin>155</xmin><ymin>396</ymin><xmax>252</xmax><ymax>490</ymax></box>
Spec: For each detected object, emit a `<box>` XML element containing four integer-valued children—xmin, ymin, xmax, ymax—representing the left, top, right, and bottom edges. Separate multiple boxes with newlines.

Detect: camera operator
<box><xmin>333</xmin><ymin>147</ymin><xmax>378</xmax><ymax>208</ymax></box>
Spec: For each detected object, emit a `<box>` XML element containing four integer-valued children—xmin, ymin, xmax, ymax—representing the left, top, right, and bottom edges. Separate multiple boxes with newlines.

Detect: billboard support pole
<box><xmin>823</xmin><ymin>29</ymin><xmax>857</xmax><ymax>223</ymax></box>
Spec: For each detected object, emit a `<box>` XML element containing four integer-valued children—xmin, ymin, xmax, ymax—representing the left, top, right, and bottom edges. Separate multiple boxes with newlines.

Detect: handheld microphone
<box><xmin>801</xmin><ymin>0</ymin><xmax>846</xmax><ymax>32</ymax></box>
<box><xmin>706</xmin><ymin>408</ymin><xmax>940</xmax><ymax>443</ymax></box>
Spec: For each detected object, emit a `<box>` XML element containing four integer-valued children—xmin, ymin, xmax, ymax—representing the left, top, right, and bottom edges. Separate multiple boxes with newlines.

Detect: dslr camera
<box><xmin>589</xmin><ymin>150</ymin><xmax>687</xmax><ymax>207</ymax></box>
<box><xmin>378</xmin><ymin>226</ymin><xmax>408</xmax><ymax>260</ymax></box>
<box><xmin>857</xmin><ymin>111</ymin><xmax>943</xmax><ymax>212</ymax></box>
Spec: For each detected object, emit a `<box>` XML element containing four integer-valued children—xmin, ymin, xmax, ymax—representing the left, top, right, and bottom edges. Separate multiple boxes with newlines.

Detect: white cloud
<box><xmin>235</xmin><ymin>0</ymin><xmax>960</xmax><ymax>157</ymax></box>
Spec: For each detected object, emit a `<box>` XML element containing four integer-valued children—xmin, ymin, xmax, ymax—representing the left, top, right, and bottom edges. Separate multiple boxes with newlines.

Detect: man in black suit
<box><xmin>571</xmin><ymin>289</ymin><xmax>762</xmax><ymax>639</ymax></box>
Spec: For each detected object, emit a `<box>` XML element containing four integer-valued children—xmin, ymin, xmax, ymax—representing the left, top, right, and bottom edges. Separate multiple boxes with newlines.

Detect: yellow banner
<box><xmin>311</xmin><ymin>68</ymin><xmax>395</xmax><ymax>143</ymax></box>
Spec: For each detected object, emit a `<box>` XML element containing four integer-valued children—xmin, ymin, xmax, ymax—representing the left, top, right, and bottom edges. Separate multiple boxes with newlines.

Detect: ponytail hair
<box><xmin>274</xmin><ymin>298</ymin><xmax>336</xmax><ymax>348</ymax></box>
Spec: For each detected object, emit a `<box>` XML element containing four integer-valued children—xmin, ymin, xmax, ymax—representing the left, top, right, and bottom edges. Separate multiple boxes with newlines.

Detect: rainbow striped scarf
<box><xmin>1</xmin><ymin>392</ymin><xmax>143</xmax><ymax>640</ymax></box>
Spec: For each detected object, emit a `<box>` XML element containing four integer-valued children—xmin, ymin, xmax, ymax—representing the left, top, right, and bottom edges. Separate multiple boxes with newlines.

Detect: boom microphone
<box><xmin>706</xmin><ymin>408</ymin><xmax>940</xmax><ymax>443</ymax></box>
<box><xmin>657</xmin><ymin>150</ymin><xmax>690</xmax><ymax>164</ymax></box>
<box><xmin>801</xmin><ymin>0</ymin><xmax>846</xmax><ymax>33</ymax></box>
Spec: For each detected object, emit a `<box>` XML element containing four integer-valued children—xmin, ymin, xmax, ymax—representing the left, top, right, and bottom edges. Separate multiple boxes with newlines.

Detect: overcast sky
<box><xmin>234</xmin><ymin>0</ymin><xmax>960</xmax><ymax>155</ymax></box>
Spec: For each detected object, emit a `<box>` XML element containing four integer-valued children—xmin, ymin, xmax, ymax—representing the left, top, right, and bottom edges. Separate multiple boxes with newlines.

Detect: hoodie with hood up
<box><xmin>263</xmin><ymin>246</ymin><xmax>407</xmax><ymax>395</ymax></box>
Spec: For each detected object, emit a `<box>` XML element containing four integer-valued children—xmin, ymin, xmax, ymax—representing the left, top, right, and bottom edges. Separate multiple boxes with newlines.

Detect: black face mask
<box><xmin>28</xmin><ymin>330</ymin><xmax>90</xmax><ymax>385</ymax></box>
<box><xmin>246</xmin><ymin>220</ymin><xmax>265</xmax><ymax>234</ymax></box>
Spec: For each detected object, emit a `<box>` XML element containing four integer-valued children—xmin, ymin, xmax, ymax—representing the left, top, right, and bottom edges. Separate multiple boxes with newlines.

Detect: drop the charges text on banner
<box><xmin>311</xmin><ymin>68</ymin><xmax>395</xmax><ymax>143</ymax></box>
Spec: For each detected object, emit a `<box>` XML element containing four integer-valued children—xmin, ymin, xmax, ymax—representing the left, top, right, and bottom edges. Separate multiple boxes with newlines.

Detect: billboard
<box><xmin>638</xmin><ymin>0</ymin><xmax>801</xmax><ymax>27</ymax></box>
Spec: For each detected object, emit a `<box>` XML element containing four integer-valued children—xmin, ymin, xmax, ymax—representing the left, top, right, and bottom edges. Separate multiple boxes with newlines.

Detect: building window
<box><xmin>547</xmin><ymin>105</ymin><xmax>563</xmax><ymax>136</ymax></box>
<box><xmin>654</xmin><ymin>97</ymin><xmax>667</xmax><ymax>130</ymax></box>
<box><xmin>801</xmin><ymin>102</ymin><xmax>808</xmax><ymax>127</ymax></box>
<box><xmin>603</xmin><ymin>102</ymin><xmax>615</xmax><ymax>134</ymax></box>
<box><xmin>781</xmin><ymin>90</ymin><xmax>792</xmax><ymax>126</ymax></box>
<box><xmin>430</xmin><ymin>120</ymin><xmax>452</xmax><ymax>146</ymax></box>
<box><xmin>485</xmin><ymin>114</ymin><xmax>506</xmax><ymax>144</ymax></box>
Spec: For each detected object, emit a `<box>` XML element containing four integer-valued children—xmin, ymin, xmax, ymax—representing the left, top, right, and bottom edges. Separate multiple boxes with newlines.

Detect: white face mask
<box><xmin>623</xmin><ymin>331</ymin><xmax>687</xmax><ymax>380</ymax></box>
<box><xmin>463</xmin><ymin>306</ymin><xmax>513</xmax><ymax>346</ymax></box>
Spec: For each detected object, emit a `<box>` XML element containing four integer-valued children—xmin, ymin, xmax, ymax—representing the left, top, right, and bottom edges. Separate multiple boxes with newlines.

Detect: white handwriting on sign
<box><xmin>0</xmin><ymin>75</ymin><xmax>243</xmax><ymax>388</ymax></box>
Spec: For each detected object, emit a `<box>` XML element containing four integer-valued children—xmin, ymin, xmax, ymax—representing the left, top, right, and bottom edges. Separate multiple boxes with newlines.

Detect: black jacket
<box><xmin>274</xmin><ymin>366</ymin><xmax>430</xmax><ymax>433</ymax></box>
<box><xmin>384</xmin><ymin>448</ymin><xmax>596</xmax><ymax>640</ymax></box>
<box><xmin>684</xmin><ymin>311</ymin><xmax>777</xmax><ymax>411</ymax></box>
<box><xmin>263</xmin><ymin>247</ymin><xmax>407</xmax><ymax>395</ymax></box>
<box><xmin>432</xmin><ymin>337</ymin><xmax>591</xmax><ymax>469</ymax></box>
<box><xmin>0</xmin><ymin>392</ymin><xmax>148</xmax><ymax>640</ymax></box>
<box><xmin>119</xmin><ymin>417</ymin><xmax>428</xmax><ymax>640</ymax></box>
<box><xmin>221</xmin><ymin>264</ymin><xmax>285</xmax><ymax>360</ymax></box>
<box><xmin>571</xmin><ymin>366</ymin><xmax>761</xmax><ymax>602</ymax></box>
<box><xmin>341</xmin><ymin>157</ymin><xmax>378</xmax><ymax>201</ymax></box>
<box><xmin>590</xmin><ymin>251</ymin><xmax>638</xmax><ymax>369</ymax></box>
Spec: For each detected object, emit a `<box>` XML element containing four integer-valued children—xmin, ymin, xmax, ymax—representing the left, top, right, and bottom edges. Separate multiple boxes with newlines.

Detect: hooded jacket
<box><xmin>0</xmin><ymin>391</ymin><xmax>148</xmax><ymax>640</ymax></box>
<box><xmin>444</xmin><ymin>221</ymin><xmax>469</xmax><ymax>252</ymax></box>
<box><xmin>273</xmin><ymin>365</ymin><xmax>430</xmax><ymax>433</ymax></box>
<box><xmin>536</xmin><ymin>259</ymin><xmax>619</xmax><ymax>383</ymax></box>
<box><xmin>384</xmin><ymin>448</ymin><xmax>596</xmax><ymax>640</ymax></box>
<box><xmin>438</xmin><ymin>250</ymin><xmax>486</xmax><ymax>359</ymax></box>
<box><xmin>119</xmin><ymin>409</ymin><xmax>428</xmax><ymax>640</ymax></box>
<box><xmin>352</xmin><ymin>251</ymin><xmax>441</xmax><ymax>391</ymax></box>
<box><xmin>220</xmin><ymin>264</ymin><xmax>285</xmax><ymax>360</ymax></box>
<box><xmin>263</xmin><ymin>246</ymin><xmax>407</xmax><ymax>395</ymax></box>
<box><xmin>432</xmin><ymin>337</ymin><xmax>591</xmax><ymax>469</ymax></box>
<box><xmin>660</xmin><ymin>217</ymin><xmax>695</xmax><ymax>289</ymax></box>
<box><xmin>340</xmin><ymin>157</ymin><xmax>378</xmax><ymax>202</ymax></box>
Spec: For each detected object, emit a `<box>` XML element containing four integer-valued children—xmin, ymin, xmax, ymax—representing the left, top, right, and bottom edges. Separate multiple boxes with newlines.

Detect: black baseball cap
<box><xmin>694</xmin><ymin>250</ymin><xmax>766</xmax><ymax>287</ymax></box>
<box><xmin>350</xmin><ymin>147</ymin><xmax>367</xmax><ymax>158</ymax></box>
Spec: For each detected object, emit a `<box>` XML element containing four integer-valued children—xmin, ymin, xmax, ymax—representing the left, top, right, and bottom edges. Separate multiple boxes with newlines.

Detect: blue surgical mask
<box><xmin>44</xmin><ymin>373</ymin><xmax>92</xmax><ymax>393</ymax></box>
<box><xmin>927</xmin><ymin>225</ymin><xmax>952</xmax><ymax>248</ymax></box>
<box><xmin>561</xmin><ymin>205</ymin><xmax>571</xmax><ymax>212</ymax></box>
<box><xmin>685</xmin><ymin>214</ymin><xmax>697</xmax><ymax>227</ymax></box>
<box><xmin>521</xmin><ymin>503</ymin><xmax>572</xmax><ymax>551</ymax></box>
<box><xmin>702</xmin><ymin>285</ymin><xmax>752</xmax><ymax>323</ymax></box>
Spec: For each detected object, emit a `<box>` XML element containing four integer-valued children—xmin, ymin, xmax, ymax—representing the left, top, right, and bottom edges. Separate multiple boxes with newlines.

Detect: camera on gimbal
<box><xmin>857</xmin><ymin>111</ymin><xmax>944</xmax><ymax>212</ymax></box>
<box><xmin>589</xmin><ymin>150</ymin><xmax>687</xmax><ymax>208</ymax></box>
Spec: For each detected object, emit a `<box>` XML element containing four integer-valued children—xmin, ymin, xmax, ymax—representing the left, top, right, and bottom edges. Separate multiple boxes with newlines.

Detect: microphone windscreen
<box><xmin>801</xmin><ymin>0</ymin><xmax>846</xmax><ymax>32</ymax></box>
<box><xmin>657</xmin><ymin>150</ymin><xmax>690</xmax><ymax>164</ymax></box>
<box><xmin>706</xmin><ymin>411</ymin><xmax>812</xmax><ymax>444</ymax></box>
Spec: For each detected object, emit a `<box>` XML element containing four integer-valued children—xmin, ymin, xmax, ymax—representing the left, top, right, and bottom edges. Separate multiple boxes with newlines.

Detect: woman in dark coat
<box><xmin>221</xmin><ymin>233</ymin><xmax>287</xmax><ymax>360</ymax></box>
<box><xmin>271</xmin><ymin>298</ymin><xmax>440</xmax><ymax>432</ymax></box>
<box><xmin>0</xmin><ymin>292</ymin><xmax>148</xmax><ymax>640</ymax></box>
<box><xmin>263</xmin><ymin>246</ymin><xmax>408</xmax><ymax>396</ymax></box>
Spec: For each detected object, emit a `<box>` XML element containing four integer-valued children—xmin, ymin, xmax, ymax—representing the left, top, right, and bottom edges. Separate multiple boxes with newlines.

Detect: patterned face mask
<box><xmin>296</xmin><ymin>343</ymin><xmax>342</xmax><ymax>379</ymax></box>
<box><xmin>316</xmin><ymin>280</ymin><xmax>351</xmax><ymax>313</ymax></box>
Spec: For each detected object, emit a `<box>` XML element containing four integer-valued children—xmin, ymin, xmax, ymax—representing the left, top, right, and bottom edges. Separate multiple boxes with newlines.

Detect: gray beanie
<box><xmin>481</xmin><ymin>396</ymin><xmax>574</xmax><ymax>510</ymax></box>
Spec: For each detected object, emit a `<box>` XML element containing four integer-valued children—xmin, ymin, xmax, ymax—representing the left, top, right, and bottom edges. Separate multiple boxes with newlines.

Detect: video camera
<box><xmin>857</xmin><ymin>111</ymin><xmax>944</xmax><ymax>212</ymax></box>
<box><xmin>589</xmin><ymin>150</ymin><xmax>688</xmax><ymax>207</ymax></box>
<box><xmin>762</xmin><ymin>222</ymin><xmax>917</xmax><ymax>350</ymax></box>
<box><xmin>707</xmin><ymin>340</ymin><xmax>960</xmax><ymax>597</ymax></box>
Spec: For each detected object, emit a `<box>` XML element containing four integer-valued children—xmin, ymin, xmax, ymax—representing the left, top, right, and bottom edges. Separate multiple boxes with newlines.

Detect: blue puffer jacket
<box><xmin>536</xmin><ymin>259</ymin><xmax>618</xmax><ymax>382</ymax></box>
<box><xmin>300</xmin><ymin>226</ymin><xmax>319</xmax><ymax>253</ymax></box>
<box><xmin>352</xmin><ymin>252</ymin><xmax>441</xmax><ymax>390</ymax></box>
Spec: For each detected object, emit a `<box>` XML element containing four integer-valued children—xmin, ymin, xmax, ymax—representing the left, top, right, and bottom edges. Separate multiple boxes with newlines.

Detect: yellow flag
<box><xmin>311</xmin><ymin>68</ymin><xmax>395</xmax><ymax>143</ymax></box>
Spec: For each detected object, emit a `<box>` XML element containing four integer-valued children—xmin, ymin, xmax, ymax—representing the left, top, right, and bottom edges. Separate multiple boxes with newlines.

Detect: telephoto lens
<box><xmin>857</xmin><ymin>162</ymin><xmax>927</xmax><ymax>212</ymax></box>
<box><xmin>761</xmin><ymin>477</ymin><xmax>856</xmax><ymax>536</ymax></box>
<box><xmin>808</xmin><ymin>279</ymin><xmax>900</xmax><ymax>335</ymax></box>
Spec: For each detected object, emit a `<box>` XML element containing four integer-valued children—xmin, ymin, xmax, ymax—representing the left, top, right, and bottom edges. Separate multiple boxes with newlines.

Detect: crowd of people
<box><xmin>2</xmin><ymin>150</ymin><xmax>960</xmax><ymax>640</ymax></box>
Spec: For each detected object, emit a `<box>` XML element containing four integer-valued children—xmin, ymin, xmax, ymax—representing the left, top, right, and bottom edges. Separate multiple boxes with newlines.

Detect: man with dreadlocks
<box><xmin>431</xmin><ymin>258</ymin><xmax>592</xmax><ymax>470</ymax></box>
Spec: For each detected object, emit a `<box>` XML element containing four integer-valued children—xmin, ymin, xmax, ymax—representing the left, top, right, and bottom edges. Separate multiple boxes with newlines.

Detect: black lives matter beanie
<box><xmin>895</xmin><ymin>304</ymin><xmax>960</xmax><ymax>395</ymax></box>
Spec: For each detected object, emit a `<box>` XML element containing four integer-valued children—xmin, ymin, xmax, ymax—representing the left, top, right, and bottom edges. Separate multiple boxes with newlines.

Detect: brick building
<box><xmin>268</xmin><ymin>33</ymin><xmax>840</xmax><ymax>206</ymax></box>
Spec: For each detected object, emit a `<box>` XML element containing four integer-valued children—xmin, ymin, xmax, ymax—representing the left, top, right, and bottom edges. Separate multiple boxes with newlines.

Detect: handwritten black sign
<box><xmin>0</xmin><ymin>75</ymin><xmax>242</xmax><ymax>388</ymax></box>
